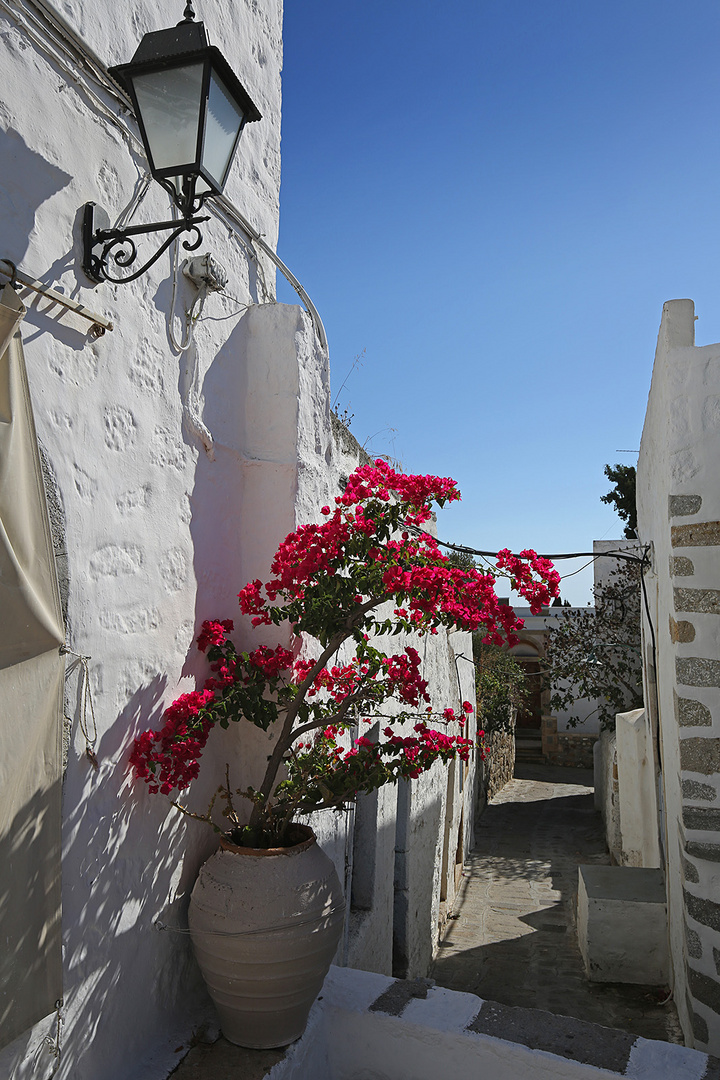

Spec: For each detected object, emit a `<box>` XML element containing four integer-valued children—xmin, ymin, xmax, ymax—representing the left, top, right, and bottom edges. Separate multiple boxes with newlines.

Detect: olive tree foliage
<box><xmin>473</xmin><ymin>636</ymin><xmax>529</xmax><ymax>731</ymax></box>
<box><xmin>545</xmin><ymin>559</ymin><xmax>643</xmax><ymax>729</ymax></box>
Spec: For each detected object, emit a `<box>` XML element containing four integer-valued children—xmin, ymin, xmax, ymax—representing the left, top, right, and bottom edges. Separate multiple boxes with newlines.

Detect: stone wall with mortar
<box><xmin>541</xmin><ymin>715</ymin><xmax>598</xmax><ymax>768</ymax></box>
<box><xmin>481</xmin><ymin>725</ymin><xmax>516</xmax><ymax>803</ymax></box>
<box><xmin>637</xmin><ymin>298</ymin><xmax>720</xmax><ymax>1052</ymax></box>
<box><xmin>0</xmin><ymin>6</ymin><xmax>477</xmax><ymax>1074</ymax></box>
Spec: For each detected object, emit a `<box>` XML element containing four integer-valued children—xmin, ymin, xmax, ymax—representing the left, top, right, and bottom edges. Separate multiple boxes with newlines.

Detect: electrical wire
<box><xmin>2</xmin><ymin>0</ymin><xmax>329</xmax><ymax>349</ymax></box>
<box><xmin>212</xmin><ymin>194</ymin><xmax>329</xmax><ymax>350</ymax></box>
<box><xmin>435</xmin><ymin>535</ymin><xmax>659</xmax><ymax>754</ymax></box>
<box><xmin>558</xmin><ymin>557</ymin><xmax>598</xmax><ymax>581</ymax></box>
<box><xmin>0</xmin><ymin>0</ymin><xmax>142</xmax><ymax>154</ymax></box>
<box><xmin>113</xmin><ymin>173</ymin><xmax>153</xmax><ymax>231</ymax></box>
<box><xmin>432</xmin><ymin>536</ymin><xmax>645</xmax><ymax>564</ymax></box>
<box><xmin>10</xmin><ymin>0</ymin><xmax>660</xmax><ymax>737</ymax></box>
<box><xmin>167</xmin><ymin>227</ymin><xmax>208</xmax><ymax>354</ymax></box>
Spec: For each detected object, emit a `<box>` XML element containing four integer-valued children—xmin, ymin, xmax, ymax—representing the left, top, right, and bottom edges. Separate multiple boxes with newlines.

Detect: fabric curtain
<box><xmin>0</xmin><ymin>284</ymin><xmax>65</xmax><ymax>1050</ymax></box>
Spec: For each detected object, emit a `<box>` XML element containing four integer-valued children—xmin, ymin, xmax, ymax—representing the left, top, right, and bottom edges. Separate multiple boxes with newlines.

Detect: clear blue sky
<box><xmin>276</xmin><ymin>1</ymin><xmax>720</xmax><ymax>604</ymax></box>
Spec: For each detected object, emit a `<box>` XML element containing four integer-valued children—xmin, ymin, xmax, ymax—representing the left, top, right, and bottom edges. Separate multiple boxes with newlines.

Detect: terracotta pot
<box><xmin>188</xmin><ymin>825</ymin><xmax>344</xmax><ymax>1048</ymax></box>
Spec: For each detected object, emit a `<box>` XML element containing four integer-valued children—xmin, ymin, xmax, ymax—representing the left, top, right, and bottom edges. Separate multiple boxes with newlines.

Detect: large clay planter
<box><xmin>188</xmin><ymin>825</ymin><xmax>344</xmax><ymax>1048</ymax></box>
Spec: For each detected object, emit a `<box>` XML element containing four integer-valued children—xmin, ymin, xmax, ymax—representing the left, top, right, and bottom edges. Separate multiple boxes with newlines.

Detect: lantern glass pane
<box><xmin>201</xmin><ymin>69</ymin><xmax>245</xmax><ymax>188</ymax></box>
<box><xmin>132</xmin><ymin>63</ymin><xmax>204</xmax><ymax>170</ymax></box>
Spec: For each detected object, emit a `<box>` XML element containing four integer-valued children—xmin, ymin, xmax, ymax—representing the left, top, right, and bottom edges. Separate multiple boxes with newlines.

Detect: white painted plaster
<box><xmin>401</xmin><ymin>985</ymin><xmax>484</xmax><ymax>1031</ymax></box>
<box><xmin>625</xmin><ymin>1037</ymin><xmax>707</xmax><ymax>1080</ymax></box>
<box><xmin>615</xmin><ymin>709</ymin><xmax>661</xmax><ymax>867</ymax></box>
<box><xmin>578</xmin><ymin>866</ymin><xmax>669</xmax><ymax>985</ymax></box>
<box><xmin>0</xmin><ymin>1</ymin><xmax>283</xmax><ymax>1075</ymax></box>
<box><xmin>0</xmin><ymin>10</ymin><xmax>479</xmax><ymax>1071</ymax></box>
<box><xmin>265</xmin><ymin>965</ymin><xmax>711</xmax><ymax>1080</ymax></box>
<box><xmin>637</xmin><ymin>298</ymin><xmax>720</xmax><ymax>1049</ymax></box>
<box><xmin>511</xmin><ymin>606</ymin><xmax>602</xmax><ymax>734</ymax></box>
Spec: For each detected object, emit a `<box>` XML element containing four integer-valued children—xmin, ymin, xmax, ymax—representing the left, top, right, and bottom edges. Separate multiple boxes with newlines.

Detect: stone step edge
<box><xmin>304</xmin><ymin>967</ymin><xmax>718</xmax><ymax>1080</ymax></box>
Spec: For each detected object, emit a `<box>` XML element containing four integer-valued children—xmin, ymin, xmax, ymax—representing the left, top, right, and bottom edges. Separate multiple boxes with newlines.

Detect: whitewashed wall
<box><xmin>637</xmin><ymin>298</ymin><xmax>720</xmax><ymax>1052</ymax></box>
<box><xmin>0</xmin><ymin>2</ymin><xmax>284</xmax><ymax>1078</ymax></box>
<box><xmin>0</xmin><ymin>4</ymin><xmax>477</xmax><ymax>1076</ymax></box>
<box><xmin>235</xmin><ymin>305</ymin><xmax>478</xmax><ymax>983</ymax></box>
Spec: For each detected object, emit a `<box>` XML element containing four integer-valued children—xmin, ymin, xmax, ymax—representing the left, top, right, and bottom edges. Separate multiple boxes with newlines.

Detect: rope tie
<box><xmin>61</xmin><ymin>647</ymin><xmax>98</xmax><ymax>769</ymax></box>
<box><xmin>34</xmin><ymin>999</ymin><xmax>63</xmax><ymax>1076</ymax></box>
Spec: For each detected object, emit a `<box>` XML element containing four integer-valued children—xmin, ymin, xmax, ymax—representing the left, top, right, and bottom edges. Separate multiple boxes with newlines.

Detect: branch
<box><xmin>169</xmin><ymin>797</ymin><xmax>224</xmax><ymax>836</ymax></box>
<box><xmin>250</xmin><ymin>626</ymin><xmax>355</xmax><ymax>825</ymax></box>
<box><xmin>290</xmin><ymin>686</ymin><xmax>375</xmax><ymax>742</ymax></box>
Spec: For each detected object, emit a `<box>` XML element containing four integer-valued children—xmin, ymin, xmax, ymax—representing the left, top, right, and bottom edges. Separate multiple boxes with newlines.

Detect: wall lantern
<box><xmin>82</xmin><ymin>2</ymin><xmax>261</xmax><ymax>284</ymax></box>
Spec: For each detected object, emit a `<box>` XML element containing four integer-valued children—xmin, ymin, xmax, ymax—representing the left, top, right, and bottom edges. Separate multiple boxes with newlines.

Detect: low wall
<box><xmin>594</xmin><ymin>715</ymin><xmax>662</xmax><ymax>869</ymax></box>
<box><xmin>483</xmin><ymin>727</ymin><xmax>516</xmax><ymax>802</ymax></box>
<box><xmin>542</xmin><ymin>716</ymin><xmax>597</xmax><ymax>768</ymax></box>
<box><xmin>578</xmin><ymin>866</ymin><xmax>669</xmax><ymax>985</ymax></box>
<box><xmin>263</xmin><ymin>966</ymin><xmax>715</xmax><ymax>1080</ymax></box>
<box><xmin>615</xmin><ymin>708</ymin><xmax>661</xmax><ymax>868</ymax></box>
<box><xmin>594</xmin><ymin>727</ymin><xmax>622</xmax><ymax>863</ymax></box>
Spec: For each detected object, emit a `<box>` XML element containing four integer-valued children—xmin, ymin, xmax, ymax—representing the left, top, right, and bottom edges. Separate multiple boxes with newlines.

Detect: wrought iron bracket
<box><xmin>82</xmin><ymin>202</ymin><xmax>210</xmax><ymax>285</ymax></box>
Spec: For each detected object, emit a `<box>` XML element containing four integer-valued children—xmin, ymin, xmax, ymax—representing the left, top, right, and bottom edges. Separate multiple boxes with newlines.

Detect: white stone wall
<box><xmin>0</xmin><ymin>3</ymin><xmax>284</xmax><ymax>1077</ymax></box>
<box><xmin>0</xmin><ymin>5</ymin><xmax>477</xmax><ymax>1074</ymax></box>
<box><xmin>637</xmin><ymin>298</ymin><xmax>720</xmax><ymax>1051</ymax></box>
<box><xmin>615</xmin><ymin>708</ymin><xmax>661</xmax><ymax>868</ymax></box>
<box><xmin>306</xmin><ymin>414</ymin><xmax>477</xmax><ymax>979</ymax></box>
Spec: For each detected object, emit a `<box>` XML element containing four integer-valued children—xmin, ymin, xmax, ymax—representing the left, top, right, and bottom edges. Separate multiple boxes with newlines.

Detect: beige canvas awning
<box><xmin>0</xmin><ymin>284</ymin><xmax>65</xmax><ymax>1050</ymax></box>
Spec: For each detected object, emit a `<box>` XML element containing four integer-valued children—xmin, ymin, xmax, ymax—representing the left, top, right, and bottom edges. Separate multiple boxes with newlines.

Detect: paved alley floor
<box><xmin>431</xmin><ymin>763</ymin><xmax>683</xmax><ymax>1043</ymax></box>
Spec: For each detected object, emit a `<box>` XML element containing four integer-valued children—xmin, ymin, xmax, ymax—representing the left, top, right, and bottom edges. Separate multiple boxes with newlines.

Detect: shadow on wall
<box><xmin>0</xmin><ymin>675</ymin><xmax>218</xmax><ymax>1080</ymax></box>
<box><xmin>181</xmin><ymin>308</ymin><xmax>301</xmax><ymax>803</ymax></box>
<box><xmin>0</xmin><ymin>784</ymin><xmax>61</xmax><ymax>1050</ymax></box>
<box><xmin>0</xmin><ymin>126</ymin><xmax>104</xmax><ymax>352</ymax></box>
<box><xmin>0</xmin><ymin>127</ymin><xmax>71</xmax><ymax>268</ymax></box>
<box><xmin>60</xmin><ymin>675</ymin><xmax>219</xmax><ymax>1080</ymax></box>
<box><xmin>184</xmin><ymin>311</ymin><xmax>252</xmax><ymax>640</ymax></box>
<box><xmin>394</xmin><ymin>790</ymin><xmax>444</xmax><ymax>979</ymax></box>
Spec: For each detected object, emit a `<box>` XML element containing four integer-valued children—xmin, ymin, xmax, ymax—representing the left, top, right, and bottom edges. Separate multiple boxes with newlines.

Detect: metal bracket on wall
<box><xmin>0</xmin><ymin>259</ymin><xmax>114</xmax><ymax>337</ymax></box>
<box><xmin>82</xmin><ymin>202</ymin><xmax>209</xmax><ymax>287</ymax></box>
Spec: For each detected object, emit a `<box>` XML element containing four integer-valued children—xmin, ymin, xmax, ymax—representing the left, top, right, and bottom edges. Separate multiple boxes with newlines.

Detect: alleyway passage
<box><xmin>431</xmin><ymin>763</ymin><xmax>683</xmax><ymax>1043</ymax></box>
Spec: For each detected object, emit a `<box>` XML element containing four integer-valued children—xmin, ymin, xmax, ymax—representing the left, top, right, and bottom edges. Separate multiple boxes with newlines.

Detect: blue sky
<box><xmin>276</xmin><ymin>1</ymin><xmax>720</xmax><ymax>603</ymax></box>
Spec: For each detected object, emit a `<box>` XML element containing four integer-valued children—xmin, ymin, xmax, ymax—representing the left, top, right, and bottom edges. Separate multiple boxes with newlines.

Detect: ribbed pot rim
<box><xmin>219</xmin><ymin>823</ymin><xmax>316</xmax><ymax>857</ymax></box>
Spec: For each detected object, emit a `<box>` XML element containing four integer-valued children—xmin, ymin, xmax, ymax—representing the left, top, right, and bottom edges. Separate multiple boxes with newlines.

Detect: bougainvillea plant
<box><xmin>130</xmin><ymin>460</ymin><xmax>560</xmax><ymax>847</ymax></box>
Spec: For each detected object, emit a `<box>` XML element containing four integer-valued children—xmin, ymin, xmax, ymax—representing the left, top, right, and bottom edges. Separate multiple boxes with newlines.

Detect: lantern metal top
<box><xmin>109</xmin><ymin>21</ymin><xmax>261</xmax><ymax>128</ymax></box>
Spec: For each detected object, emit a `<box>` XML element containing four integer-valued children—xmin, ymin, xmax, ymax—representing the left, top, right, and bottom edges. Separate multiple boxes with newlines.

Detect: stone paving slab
<box><xmin>431</xmin><ymin>763</ymin><xmax>684</xmax><ymax>1044</ymax></box>
<box><xmin>166</xmin><ymin>1037</ymin><xmax>286</xmax><ymax>1080</ymax></box>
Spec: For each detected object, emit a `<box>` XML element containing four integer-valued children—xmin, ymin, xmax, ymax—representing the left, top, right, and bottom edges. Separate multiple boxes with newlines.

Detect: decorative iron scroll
<box><xmin>82</xmin><ymin>203</ymin><xmax>209</xmax><ymax>285</ymax></box>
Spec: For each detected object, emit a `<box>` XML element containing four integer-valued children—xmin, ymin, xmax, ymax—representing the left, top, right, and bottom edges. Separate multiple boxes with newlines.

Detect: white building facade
<box><xmin>636</xmin><ymin>298</ymin><xmax>720</xmax><ymax>1053</ymax></box>
<box><xmin>0</xmin><ymin>3</ymin><xmax>476</xmax><ymax>1078</ymax></box>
